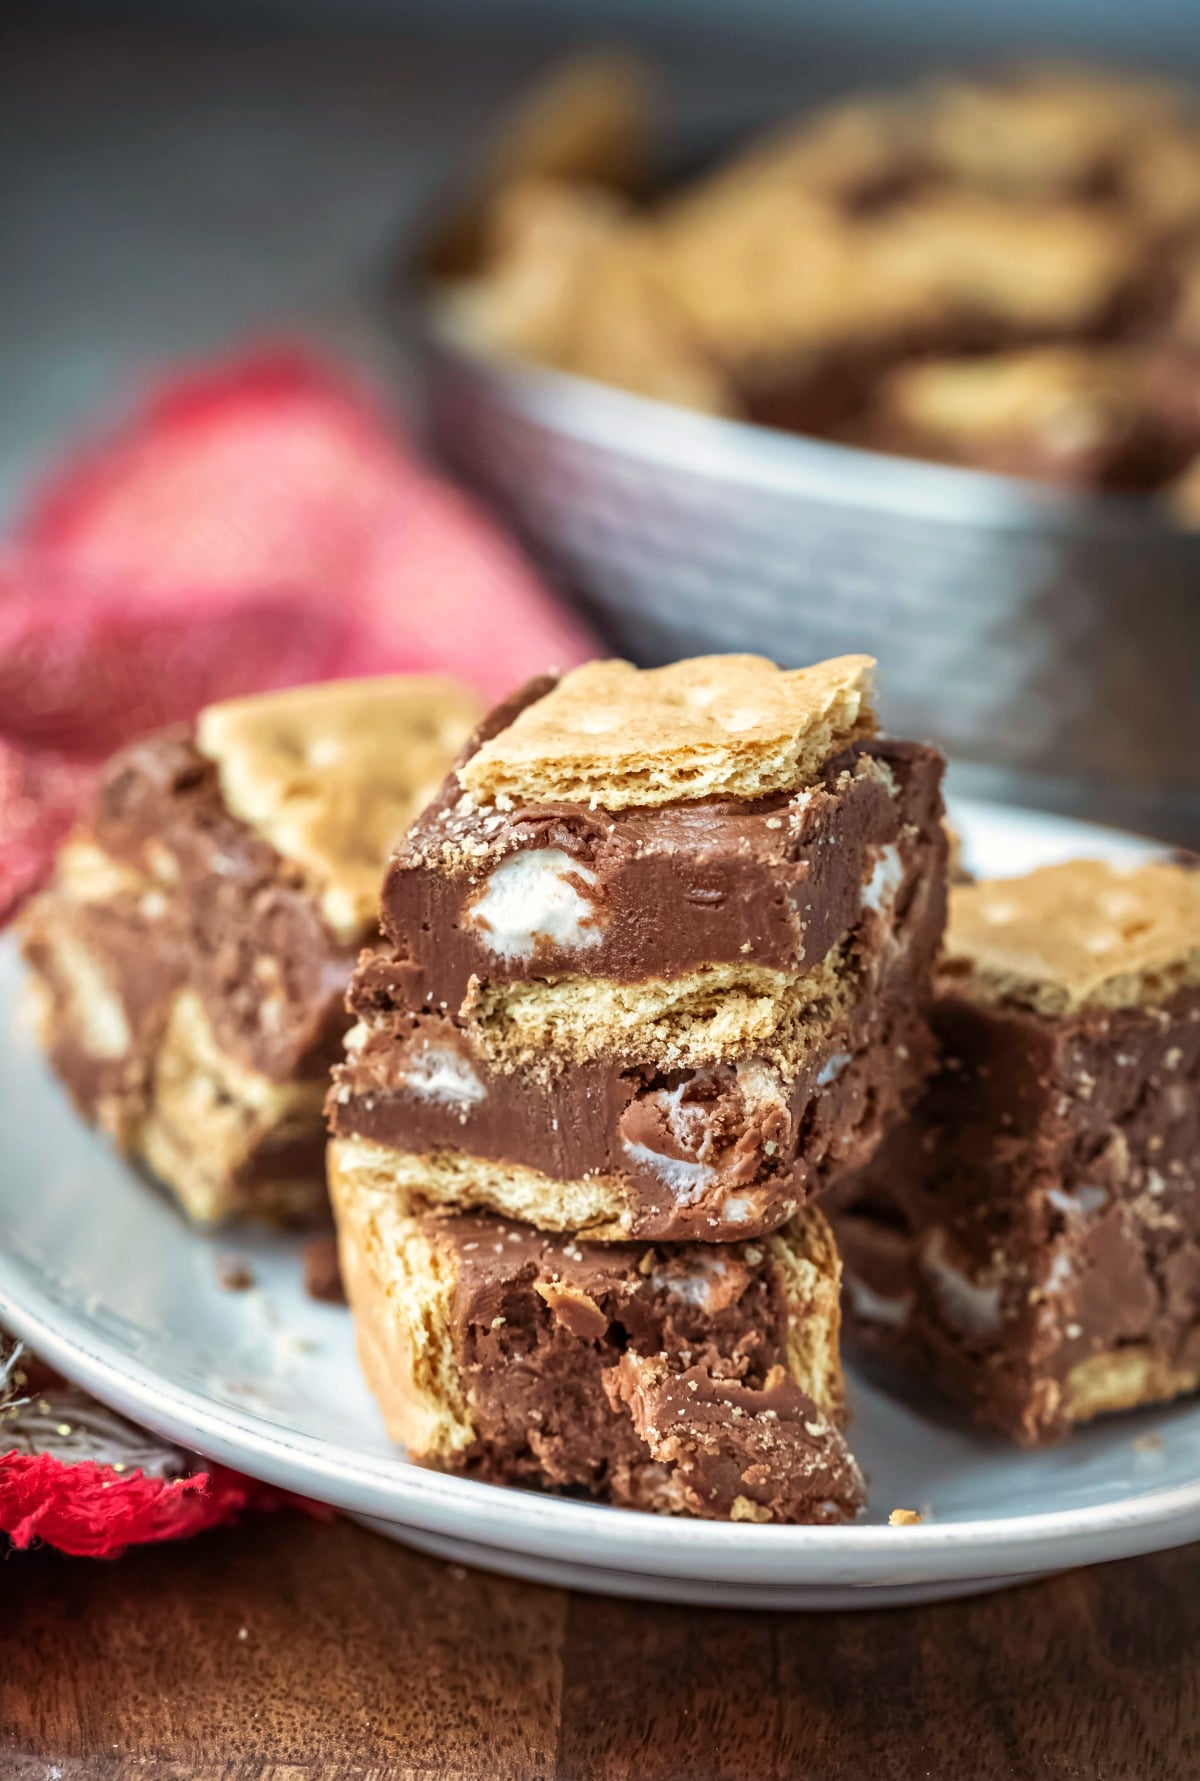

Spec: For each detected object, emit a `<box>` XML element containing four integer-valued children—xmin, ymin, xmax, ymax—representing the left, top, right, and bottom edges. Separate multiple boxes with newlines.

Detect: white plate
<box><xmin>2</xmin><ymin>795</ymin><xmax>1196</xmax><ymax>1609</ymax></box>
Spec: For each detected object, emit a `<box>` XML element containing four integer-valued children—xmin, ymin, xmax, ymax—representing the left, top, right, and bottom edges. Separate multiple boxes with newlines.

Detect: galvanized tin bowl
<box><xmin>408</xmin><ymin>244</ymin><xmax>1200</xmax><ymax>843</ymax></box>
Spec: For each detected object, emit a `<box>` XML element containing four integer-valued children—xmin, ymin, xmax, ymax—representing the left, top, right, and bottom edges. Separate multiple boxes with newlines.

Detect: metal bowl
<box><xmin>410</xmin><ymin>276</ymin><xmax>1200</xmax><ymax>844</ymax></box>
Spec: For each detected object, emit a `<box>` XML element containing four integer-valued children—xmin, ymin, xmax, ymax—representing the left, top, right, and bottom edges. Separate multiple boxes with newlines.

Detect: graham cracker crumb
<box><xmin>730</xmin><ymin>1494</ymin><xmax>774</xmax><ymax>1524</ymax></box>
<box><xmin>459</xmin><ymin>654</ymin><xmax>876</xmax><ymax>810</ymax></box>
<box><xmin>888</xmin><ymin>1507</ymin><xmax>923</xmax><ymax>1526</ymax></box>
<box><xmin>304</xmin><ymin>1236</ymin><xmax>345</xmax><ymax>1304</ymax></box>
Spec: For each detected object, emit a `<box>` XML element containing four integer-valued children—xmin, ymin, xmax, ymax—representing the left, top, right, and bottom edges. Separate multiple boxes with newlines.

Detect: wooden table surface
<box><xmin>3</xmin><ymin>1514</ymin><xmax>1197</xmax><ymax>1780</ymax></box>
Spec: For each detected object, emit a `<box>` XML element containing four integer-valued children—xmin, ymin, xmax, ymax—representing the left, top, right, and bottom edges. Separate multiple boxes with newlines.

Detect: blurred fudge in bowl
<box><xmin>414</xmin><ymin>61</ymin><xmax>1200</xmax><ymax>843</ymax></box>
<box><xmin>447</xmin><ymin>61</ymin><xmax>1200</xmax><ymax>504</ymax></box>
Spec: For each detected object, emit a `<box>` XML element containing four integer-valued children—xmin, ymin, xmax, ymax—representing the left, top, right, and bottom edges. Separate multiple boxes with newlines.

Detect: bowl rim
<box><xmin>418</xmin><ymin>301</ymin><xmax>1196</xmax><ymax>543</ymax></box>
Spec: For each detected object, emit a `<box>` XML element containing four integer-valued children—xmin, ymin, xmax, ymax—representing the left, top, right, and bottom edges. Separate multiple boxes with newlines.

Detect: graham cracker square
<box><xmin>198</xmin><ymin>675</ymin><xmax>481</xmax><ymax>939</ymax></box>
<box><xmin>458</xmin><ymin>653</ymin><xmax>876</xmax><ymax>810</ymax></box>
<box><xmin>942</xmin><ymin>859</ymin><xmax>1200</xmax><ymax>1014</ymax></box>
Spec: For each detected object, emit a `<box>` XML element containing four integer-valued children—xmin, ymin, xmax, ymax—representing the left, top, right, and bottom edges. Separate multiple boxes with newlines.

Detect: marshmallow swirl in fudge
<box><xmin>832</xmin><ymin>860</ymin><xmax>1200</xmax><ymax>1443</ymax></box>
<box><xmin>330</xmin><ymin>1158</ymin><xmax>864</xmax><ymax>1523</ymax></box>
<box><xmin>330</xmin><ymin>655</ymin><xmax>948</xmax><ymax>1241</ymax></box>
<box><xmin>21</xmin><ymin>676</ymin><xmax>480</xmax><ymax>1225</ymax></box>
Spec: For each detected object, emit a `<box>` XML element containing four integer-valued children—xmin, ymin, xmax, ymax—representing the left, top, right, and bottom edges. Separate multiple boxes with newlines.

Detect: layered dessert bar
<box><xmin>331</xmin><ymin>1162</ymin><xmax>864</xmax><ymax>1522</ymax></box>
<box><xmin>330</xmin><ymin>655</ymin><xmax>948</xmax><ymax>1241</ymax></box>
<box><xmin>833</xmin><ymin>860</ymin><xmax>1200</xmax><ymax>1443</ymax></box>
<box><xmin>21</xmin><ymin>677</ymin><xmax>480</xmax><ymax>1224</ymax></box>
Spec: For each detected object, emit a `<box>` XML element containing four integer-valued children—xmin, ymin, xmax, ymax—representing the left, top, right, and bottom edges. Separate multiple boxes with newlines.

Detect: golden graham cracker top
<box><xmin>942</xmin><ymin>859</ymin><xmax>1200</xmax><ymax>1015</ymax></box>
<box><xmin>198</xmin><ymin>676</ymin><xmax>482</xmax><ymax>940</ymax></box>
<box><xmin>458</xmin><ymin>654</ymin><xmax>876</xmax><ymax>810</ymax></box>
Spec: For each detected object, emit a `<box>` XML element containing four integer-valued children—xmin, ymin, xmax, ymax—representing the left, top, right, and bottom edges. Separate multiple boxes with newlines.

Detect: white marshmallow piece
<box><xmin>862</xmin><ymin>842</ymin><xmax>904</xmax><ymax>916</ymax></box>
<box><xmin>468</xmin><ymin>848</ymin><xmax>602</xmax><ymax>960</ymax></box>
<box><xmin>919</xmin><ymin>1228</ymin><xmax>1003</xmax><ymax>1337</ymax></box>
<box><xmin>400</xmin><ymin>1044</ymin><xmax>486</xmax><ymax>1108</ymax></box>
<box><xmin>622</xmin><ymin>1141</ymin><xmax>715</xmax><ymax>1205</ymax></box>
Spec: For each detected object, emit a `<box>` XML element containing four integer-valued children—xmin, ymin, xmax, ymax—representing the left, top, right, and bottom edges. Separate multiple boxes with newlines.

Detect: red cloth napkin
<box><xmin>0</xmin><ymin>341</ymin><xmax>597</xmax><ymax>1551</ymax></box>
<box><xmin>0</xmin><ymin>341</ymin><xmax>596</xmax><ymax>921</ymax></box>
<box><xmin>1</xmin><ymin>1341</ymin><xmax>327</xmax><ymax>1558</ymax></box>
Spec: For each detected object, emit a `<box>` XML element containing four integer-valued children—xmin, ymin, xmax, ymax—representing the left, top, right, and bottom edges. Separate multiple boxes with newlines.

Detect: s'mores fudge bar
<box><xmin>331</xmin><ymin>1163</ymin><xmax>864</xmax><ymax>1522</ymax></box>
<box><xmin>833</xmin><ymin>860</ymin><xmax>1200</xmax><ymax>1443</ymax></box>
<box><xmin>330</xmin><ymin>655</ymin><xmax>947</xmax><ymax>1241</ymax></box>
<box><xmin>21</xmin><ymin>677</ymin><xmax>480</xmax><ymax>1224</ymax></box>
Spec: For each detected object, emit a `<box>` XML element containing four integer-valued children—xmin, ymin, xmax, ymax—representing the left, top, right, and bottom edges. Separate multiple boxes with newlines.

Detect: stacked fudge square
<box><xmin>833</xmin><ymin>859</ymin><xmax>1200</xmax><ymax>1444</ymax></box>
<box><xmin>20</xmin><ymin>677</ymin><xmax>481</xmax><ymax>1225</ymax></box>
<box><xmin>328</xmin><ymin>654</ymin><xmax>950</xmax><ymax>1522</ymax></box>
<box><xmin>26</xmin><ymin>648</ymin><xmax>1200</xmax><ymax>1513</ymax></box>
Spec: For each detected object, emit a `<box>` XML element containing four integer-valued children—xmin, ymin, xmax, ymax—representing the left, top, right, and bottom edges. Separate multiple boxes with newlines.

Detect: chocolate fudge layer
<box><xmin>21</xmin><ymin>676</ymin><xmax>480</xmax><ymax>1224</ymax></box>
<box><xmin>831</xmin><ymin>860</ymin><xmax>1200</xmax><ymax>1443</ymax></box>
<box><xmin>331</xmin><ymin>1164</ymin><xmax>864</xmax><ymax>1522</ymax></box>
<box><xmin>329</xmin><ymin>658</ymin><xmax>948</xmax><ymax>1241</ymax></box>
<box><xmin>389</xmin><ymin>693</ymin><xmax>935</xmax><ymax>1001</ymax></box>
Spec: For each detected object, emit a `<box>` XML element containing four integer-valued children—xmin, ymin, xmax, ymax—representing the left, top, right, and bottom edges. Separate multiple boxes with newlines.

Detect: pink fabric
<box><xmin>0</xmin><ymin>341</ymin><xmax>596</xmax><ymax>921</ymax></box>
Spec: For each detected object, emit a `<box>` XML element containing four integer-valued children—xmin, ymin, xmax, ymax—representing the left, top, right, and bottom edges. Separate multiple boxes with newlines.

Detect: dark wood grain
<box><xmin>3</xmin><ymin>1516</ymin><xmax>1197</xmax><ymax>1780</ymax></box>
